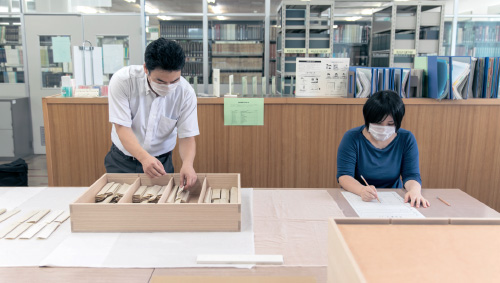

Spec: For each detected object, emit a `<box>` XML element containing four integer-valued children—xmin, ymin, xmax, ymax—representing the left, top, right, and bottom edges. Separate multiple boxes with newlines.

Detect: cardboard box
<box><xmin>70</xmin><ymin>173</ymin><xmax>241</xmax><ymax>232</ymax></box>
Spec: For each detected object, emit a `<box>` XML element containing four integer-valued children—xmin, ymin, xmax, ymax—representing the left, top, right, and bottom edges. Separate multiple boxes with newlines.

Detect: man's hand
<box><xmin>140</xmin><ymin>155</ymin><xmax>166</xmax><ymax>178</ymax></box>
<box><xmin>180</xmin><ymin>164</ymin><xmax>197</xmax><ymax>189</ymax></box>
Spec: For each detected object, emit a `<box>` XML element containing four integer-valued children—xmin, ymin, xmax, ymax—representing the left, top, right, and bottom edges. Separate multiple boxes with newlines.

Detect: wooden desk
<box><xmin>42</xmin><ymin>96</ymin><xmax>500</xmax><ymax>213</ymax></box>
<box><xmin>0</xmin><ymin>188</ymin><xmax>497</xmax><ymax>283</ymax></box>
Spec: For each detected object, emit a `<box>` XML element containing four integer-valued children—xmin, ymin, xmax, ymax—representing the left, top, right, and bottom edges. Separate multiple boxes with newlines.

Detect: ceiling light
<box><xmin>212</xmin><ymin>6</ymin><xmax>222</xmax><ymax>14</ymax></box>
<box><xmin>346</xmin><ymin>16</ymin><xmax>362</xmax><ymax>22</ymax></box>
<box><xmin>157</xmin><ymin>16</ymin><xmax>172</xmax><ymax>21</ymax></box>
<box><xmin>145</xmin><ymin>4</ymin><xmax>159</xmax><ymax>14</ymax></box>
<box><xmin>217</xmin><ymin>16</ymin><xmax>226</xmax><ymax>20</ymax></box>
<box><xmin>124</xmin><ymin>0</ymin><xmax>135</xmax><ymax>3</ymax></box>
<box><xmin>361</xmin><ymin>9</ymin><xmax>372</xmax><ymax>15</ymax></box>
<box><xmin>207</xmin><ymin>0</ymin><xmax>216</xmax><ymax>3</ymax></box>
<box><xmin>77</xmin><ymin>6</ymin><xmax>98</xmax><ymax>14</ymax></box>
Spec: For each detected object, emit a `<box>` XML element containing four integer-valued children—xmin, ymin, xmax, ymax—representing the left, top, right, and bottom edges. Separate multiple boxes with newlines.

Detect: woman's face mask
<box><xmin>368</xmin><ymin>123</ymin><xmax>396</xmax><ymax>141</ymax></box>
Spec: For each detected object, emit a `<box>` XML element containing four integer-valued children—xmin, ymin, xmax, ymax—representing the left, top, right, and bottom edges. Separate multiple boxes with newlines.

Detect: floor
<box><xmin>0</xmin><ymin>155</ymin><xmax>48</xmax><ymax>186</ymax></box>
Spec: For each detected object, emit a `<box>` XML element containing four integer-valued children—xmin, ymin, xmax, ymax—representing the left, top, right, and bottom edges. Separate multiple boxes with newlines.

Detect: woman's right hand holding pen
<box><xmin>360</xmin><ymin>185</ymin><xmax>378</xmax><ymax>202</ymax></box>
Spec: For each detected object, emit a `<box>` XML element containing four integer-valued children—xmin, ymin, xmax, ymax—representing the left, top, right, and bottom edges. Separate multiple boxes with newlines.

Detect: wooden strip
<box><xmin>43</xmin><ymin>210</ymin><xmax>64</xmax><ymax>223</ymax></box>
<box><xmin>204</xmin><ymin>187</ymin><xmax>212</xmax><ymax>203</ymax></box>
<box><xmin>19</xmin><ymin>222</ymin><xmax>48</xmax><ymax>239</ymax></box>
<box><xmin>0</xmin><ymin>209</ymin><xmax>20</xmax><ymax>223</ymax></box>
<box><xmin>37</xmin><ymin>222</ymin><xmax>61</xmax><ymax>239</ymax></box>
<box><xmin>230</xmin><ymin>187</ymin><xmax>238</xmax><ymax>204</ymax></box>
<box><xmin>196</xmin><ymin>254</ymin><xmax>284</xmax><ymax>265</ymax></box>
<box><xmin>27</xmin><ymin>209</ymin><xmax>51</xmax><ymax>223</ymax></box>
<box><xmin>220</xmin><ymin>188</ymin><xmax>229</xmax><ymax>200</ymax></box>
<box><xmin>54</xmin><ymin>211</ymin><xmax>70</xmax><ymax>223</ymax></box>
<box><xmin>133</xmin><ymin>185</ymin><xmax>148</xmax><ymax>203</ymax></box>
<box><xmin>17</xmin><ymin>210</ymin><xmax>40</xmax><ymax>223</ymax></box>
<box><xmin>0</xmin><ymin>221</ymin><xmax>23</xmax><ymax>238</ymax></box>
<box><xmin>97</xmin><ymin>182</ymin><xmax>115</xmax><ymax>197</ymax></box>
<box><xmin>211</xmin><ymin>188</ymin><xmax>221</xmax><ymax>202</ymax></box>
<box><xmin>5</xmin><ymin>222</ymin><xmax>34</xmax><ymax>239</ymax></box>
<box><xmin>166</xmin><ymin>186</ymin><xmax>179</xmax><ymax>203</ymax></box>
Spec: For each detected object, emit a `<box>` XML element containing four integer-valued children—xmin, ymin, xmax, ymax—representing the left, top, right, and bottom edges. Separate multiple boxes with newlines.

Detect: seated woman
<box><xmin>336</xmin><ymin>90</ymin><xmax>429</xmax><ymax>208</ymax></box>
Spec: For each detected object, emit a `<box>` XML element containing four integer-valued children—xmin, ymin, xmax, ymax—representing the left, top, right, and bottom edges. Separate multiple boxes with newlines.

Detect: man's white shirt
<box><xmin>108</xmin><ymin>65</ymin><xmax>199</xmax><ymax>157</ymax></box>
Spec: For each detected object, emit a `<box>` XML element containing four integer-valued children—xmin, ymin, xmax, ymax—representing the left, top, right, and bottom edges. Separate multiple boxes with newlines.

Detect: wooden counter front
<box><xmin>42</xmin><ymin>95</ymin><xmax>500</xmax><ymax>211</ymax></box>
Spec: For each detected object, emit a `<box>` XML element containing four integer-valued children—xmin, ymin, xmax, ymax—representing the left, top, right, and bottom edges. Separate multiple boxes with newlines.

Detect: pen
<box><xmin>437</xmin><ymin>196</ymin><xmax>451</xmax><ymax>206</ymax></box>
<box><xmin>360</xmin><ymin>175</ymin><xmax>380</xmax><ymax>203</ymax></box>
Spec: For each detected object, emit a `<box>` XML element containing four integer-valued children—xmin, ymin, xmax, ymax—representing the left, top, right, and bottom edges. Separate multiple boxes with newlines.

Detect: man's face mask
<box><xmin>147</xmin><ymin>72</ymin><xmax>179</xmax><ymax>97</ymax></box>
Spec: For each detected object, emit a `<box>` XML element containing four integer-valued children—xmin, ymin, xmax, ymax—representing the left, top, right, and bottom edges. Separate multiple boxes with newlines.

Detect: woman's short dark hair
<box><xmin>363</xmin><ymin>90</ymin><xmax>405</xmax><ymax>131</ymax></box>
<box><xmin>145</xmin><ymin>38</ymin><xmax>185</xmax><ymax>72</ymax></box>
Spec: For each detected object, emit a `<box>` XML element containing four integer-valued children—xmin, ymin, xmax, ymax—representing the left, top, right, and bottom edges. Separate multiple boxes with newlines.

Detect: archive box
<box><xmin>70</xmin><ymin>173</ymin><xmax>241</xmax><ymax>232</ymax></box>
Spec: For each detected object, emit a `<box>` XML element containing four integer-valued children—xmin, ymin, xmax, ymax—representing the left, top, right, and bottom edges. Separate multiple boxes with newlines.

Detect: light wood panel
<box><xmin>43</xmin><ymin>96</ymin><xmax>500</xmax><ymax>212</ymax></box>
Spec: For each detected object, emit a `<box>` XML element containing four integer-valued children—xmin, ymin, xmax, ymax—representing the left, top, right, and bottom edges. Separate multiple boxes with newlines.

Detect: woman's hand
<box><xmin>361</xmin><ymin>185</ymin><xmax>378</xmax><ymax>202</ymax></box>
<box><xmin>404</xmin><ymin>189</ymin><xmax>430</xmax><ymax>208</ymax></box>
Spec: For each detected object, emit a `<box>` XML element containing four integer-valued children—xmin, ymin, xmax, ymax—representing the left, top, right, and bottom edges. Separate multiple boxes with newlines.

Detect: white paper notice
<box><xmin>73</xmin><ymin>46</ymin><xmax>104</xmax><ymax>86</ymax></box>
<box><xmin>102</xmin><ymin>44</ymin><xmax>124</xmax><ymax>74</ymax></box>
<box><xmin>342</xmin><ymin>191</ymin><xmax>425</xmax><ymax>218</ymax></box>
<box><xmin>296</xmin><ymin>58</ymin><xmax>350</xmax><ymax>97</ymax></box>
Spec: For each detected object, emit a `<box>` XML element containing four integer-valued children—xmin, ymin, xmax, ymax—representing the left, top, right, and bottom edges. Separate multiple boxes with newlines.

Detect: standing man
<box><xmin>105</xmin><ymin>38</ymin><xmax>199</xmax><ymax>189</ymax></box>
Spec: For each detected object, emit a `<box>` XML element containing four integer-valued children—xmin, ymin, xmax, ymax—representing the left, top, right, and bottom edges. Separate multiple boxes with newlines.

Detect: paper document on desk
<box><xmin>342</xmin><ymin>191</ymin><xmax>425</xmax><ymax>218</ymax></box>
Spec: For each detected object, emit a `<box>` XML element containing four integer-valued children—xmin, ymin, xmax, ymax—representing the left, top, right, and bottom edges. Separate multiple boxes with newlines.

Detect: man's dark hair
<box><xmin>363</xmin><ymin>90</ymin><xmax>405</xmax><ymax>131</ymax></box>
<box><xmin>145</xmin><ymin>38</ymin><xmax>185</xmax><ymax>72</ymax></box>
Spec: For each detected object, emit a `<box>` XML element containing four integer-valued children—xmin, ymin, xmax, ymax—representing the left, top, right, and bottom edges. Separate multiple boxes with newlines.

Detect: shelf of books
<box><xmin>444</xmin><ymin>21</ymin><xmax>500</xmax><ymax>57</ymax></box>
<box><xmin>210</xmin><ymin>20</ymin><xmax>264</xmax><ymax>84</ymax></box>
<box><xmin>276</xmin><ymin>0</ymin><xmax>334</xmax><ymax>96</ymax></box>
<box><xmin>160</xmin><ymin>21</ymin><xmax>204</xmax><ymax>84</ymax></box>
<box><xmin>39</xmin><ymin>35</ymin><xmax>73</xmax><ymax>88</ymax></box>
<box><xmin>0</xmin><ymin>18</ymin><xmax>24</xmax><ymax>84</ymax></box>
<box><xmin>333</xmin><ymin>21</ymin><xmax>370</xmax><ymax>67</ymax></box>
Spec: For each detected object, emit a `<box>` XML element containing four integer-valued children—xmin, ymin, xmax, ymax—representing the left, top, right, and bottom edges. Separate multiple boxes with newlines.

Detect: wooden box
<box><xmin>327</xmin><ymin>218</ymin><xmax>500</xmax><ymax>283</ymax></box>
<box><xmin>70</xmin><ymin>173</ymin><xmax>241</xmax><ymax>232</ymax></box>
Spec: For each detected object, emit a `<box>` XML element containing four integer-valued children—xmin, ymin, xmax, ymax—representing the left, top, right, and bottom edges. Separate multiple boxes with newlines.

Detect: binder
<box><xmin>348</xmin><ymin>67</ymin><xmax>411</xmax><ymax>98</ymax></box>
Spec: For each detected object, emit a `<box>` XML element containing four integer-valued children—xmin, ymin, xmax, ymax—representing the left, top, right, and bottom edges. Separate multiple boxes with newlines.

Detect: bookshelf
<box><xmin>276</xmin><ymin>0</ymin><xmax>334</xmax><ymax>96</ymax></box>
<box><xmin>444</xmin><ymin>21</ymin><xmax>500</xmax><ymax>57</ymax></box>
<box><xmin>39</xmin><ymin>35</ymin><xmax>73</xmax><ymax>88</ymax></box>
<box><xmin>333</xmin><ymin>21</ymin><xmax>370</xmax><ymax>66</ymax></box>
<box><xmin>370</xmin><ymin>1</ymin><xmax>445</xmax><ymax>68</ymax></box>
<box><xmin>159</xmin><ymin>21</ymin><xmax>204</xmax><ymax>83</ymax></box>
<box><xmin>0</xmin><ymin>18</ymin><xmax>24</xmax><ymax>84</ymax></box>
<box><xmin>210</xmin><ymin>20</ymin><xmax>265</xmax><ymax>84</ymax></box>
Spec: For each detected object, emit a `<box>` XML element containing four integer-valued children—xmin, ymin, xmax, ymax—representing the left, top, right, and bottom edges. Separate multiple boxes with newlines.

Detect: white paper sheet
<box><xmin>342</xmin><ymin>191</ymin><xmax>425</xmax><ymax>218</ymax></box>
<box><xmin>296</xmin><ymin>58</ymin><xmax>350</xmax><ymax>97</ymax></box>
<box><xmin>102</xmin><ymin>44</ymin><xmax>124</xmax><ymax>74</ymax></box>
<box><xmin>73</xmin><ymin>46</ymin><xmax>104</xmax><ymax>86</ymax></box>
<box><xmin>0</xmin><ymin>187</ymin><xmax>87</xmax><ymax>266</ymax></box>
<box><xmin>40</xmin><ymin>189</ymin><xmax>255</xmax><ymax>268</ymax></box>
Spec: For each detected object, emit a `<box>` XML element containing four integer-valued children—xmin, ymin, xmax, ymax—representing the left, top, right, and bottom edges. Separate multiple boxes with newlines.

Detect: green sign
<box><xmin>224</xmin><ymin>98</ymin><xmax>264</xmax><ymax>126</ymax></box>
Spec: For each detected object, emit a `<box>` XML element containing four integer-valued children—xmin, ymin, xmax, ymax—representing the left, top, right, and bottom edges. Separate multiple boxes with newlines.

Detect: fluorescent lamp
<box><xmin>346</xmin><ymin>16</ymin><xmax>362</xmax><ymax>22</ymax></box>
<box><xmin>212</xmin><ymin>6</ymin><xmax>222</xmax><ymax>14</ymax></box>
<box><xmin>157</xmin><ymin>16</ymin><xmax>172</xmax><ymax>21</ymax></box>
<box><xmin>217</xmin><ymin>16</ymin><xmax>226</xmax><ymax>20</ymax></box>
<box><xmin>145</xmin><ymin>4</ymin><xmax>159</xmax><ymax>14</ymax></box>
<box><xmin>77</xmin><ymin>6</ymin><xmax>98</xmax><ymax>14</ymax></box>
<box><xmin>124</xmin><ymin>0</ymin><xmax>135</xmax><ymax>3</ymax></box>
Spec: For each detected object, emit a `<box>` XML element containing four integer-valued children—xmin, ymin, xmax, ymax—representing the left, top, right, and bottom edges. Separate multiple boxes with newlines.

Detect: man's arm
<box><xmin>178</xmin><ymin>136</ymin><xmax>197</xmax><ymax>189</ymax></box>
<box><xmin>115</xmin><ymin>124</ymin><xmax>166</xmax><ymax>178</ymax></box>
